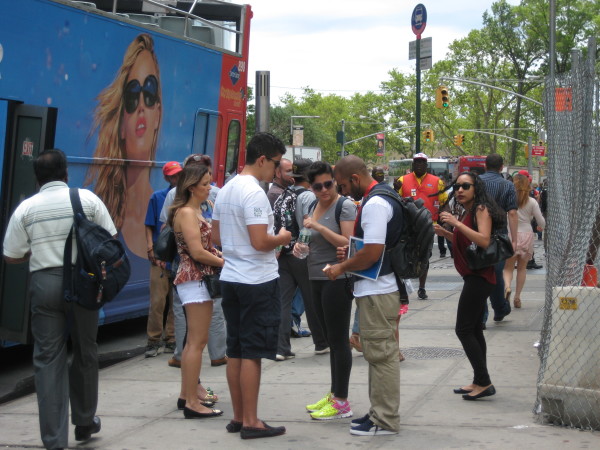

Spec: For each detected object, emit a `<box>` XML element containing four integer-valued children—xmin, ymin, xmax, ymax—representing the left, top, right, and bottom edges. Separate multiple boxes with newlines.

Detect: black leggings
<box><xmin>311</xmin><ymin>279</ymin><xmax>353</xmax><ymax>399</ymax></box>
<box><xmin>456</xmin><ymin>275</ymin><xmax>494</xmax><ymax>387</ymax></box>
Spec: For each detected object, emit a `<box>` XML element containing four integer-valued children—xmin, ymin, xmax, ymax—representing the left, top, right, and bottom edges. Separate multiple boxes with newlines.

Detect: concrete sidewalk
<box><xmin>1</xmin><ymin>253</ymin><xmax>598</xmax><ymax>449</ymax></box>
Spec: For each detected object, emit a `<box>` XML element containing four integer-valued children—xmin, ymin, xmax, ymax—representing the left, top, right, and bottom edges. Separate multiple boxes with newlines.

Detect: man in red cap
<box><xmin>144</xmin><ymin>161</ymin><xmax>182</xmax><ymax>357</ymax></box>
<box><xmin>394</xmin><ymin>153</ymin><xmax>447</xmax><ymax>299</ymax></box>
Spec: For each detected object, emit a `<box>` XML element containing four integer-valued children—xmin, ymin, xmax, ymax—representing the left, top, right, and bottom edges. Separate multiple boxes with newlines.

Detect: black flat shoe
<box><xmin>453</xmin><ymin>388</ymin><xmax>473</xmax><ymax>394</ymax></box>
<box><xmin>240</xmin><ymin>421</ymin><xmax>286</xmax><ymax>439</ymax></box>
<box><xmin>226</xmin><ymin>420</ymin><xmax>243</xmax><ymax>433</ymax></box>
<box><xmin>462</xmin><ymin>385</ymin><xmax>496</xmax><ymax>400</ymax></box>
<box><xmin>74</xmin><ymin>416</ymin><xmax>101</xmax><ymax>441</ymax></box>
<box><xmin>177</xmin><ymin>398</ymin><xmax>215</xmax><ymax>410</ymax></box>
<box><xmin>183</xmin><ymin>406</ymin><xmax>223</xmax><ymax>419</ymax></box>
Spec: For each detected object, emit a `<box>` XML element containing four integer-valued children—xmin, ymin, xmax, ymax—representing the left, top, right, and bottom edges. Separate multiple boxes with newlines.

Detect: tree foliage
<box><xmin>246</xmin><ymin>0</ymin><xmax>599</xmax><ymax>168</ymax></box>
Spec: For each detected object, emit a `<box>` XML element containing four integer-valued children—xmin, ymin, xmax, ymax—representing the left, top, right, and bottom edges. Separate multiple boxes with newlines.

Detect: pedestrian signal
<box><xmin>436</xmin><ymin>86</ymin><xmax>449</xmax><ymax>108</ymax></box>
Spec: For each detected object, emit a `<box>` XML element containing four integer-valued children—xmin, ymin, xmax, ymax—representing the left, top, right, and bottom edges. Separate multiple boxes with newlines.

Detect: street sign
<box><xmin>409</xmin><ymin>37</ymin><xmax>432</xmax><ymax>60</ymax></box>
<box><xmin>420</xmin><ymin>57</ymin><xmax>432</xmax><ymax>71</ymax></box>
<box><xmin>532</xmin><ymin>145</ymin><xmax>546</xmax><ymax>156</ymax></box>
<box><xmin>411</xmin><ymin>4</ymin><xmax>427</xmax><ymax>37</ymax></box>
<box><xmin>337</xmin><ymin>150</ymin><xmax>349</xmax><ymax>157</ymax></box>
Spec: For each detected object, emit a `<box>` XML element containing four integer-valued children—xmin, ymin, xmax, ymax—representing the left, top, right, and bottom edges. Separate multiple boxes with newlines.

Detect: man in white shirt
<box><xmin>325</xmin><ymin>155</ymin><xmax>402</xmax><ymax>437</ymax></box>
<box><xmin>3</xmin><ymin>149</ymin><xmax>116</xmax><ymax>450</ymax></box>
<box><xmin>212</xmin><ymin>133</ymin><xmax>291</xmax><ymax>440</ymax></box>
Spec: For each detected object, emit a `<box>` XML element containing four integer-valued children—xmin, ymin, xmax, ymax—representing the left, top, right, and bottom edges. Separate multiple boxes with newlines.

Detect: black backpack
<box><xmin>363</xmin><ymin>189</ymin><xmax>434</xmax><ymax>279</ymax></box>
<box><xmin>273</xmin><ymin>187</ymin><xmax>307</xmax><ymax>254</ymax></box>
<box><xmin>63</xmin><ymin>188</ymin><xmax>131</xmax><ymax>310</ymax></box>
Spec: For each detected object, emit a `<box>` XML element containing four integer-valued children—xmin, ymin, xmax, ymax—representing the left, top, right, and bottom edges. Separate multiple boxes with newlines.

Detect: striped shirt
<box><xmin>479</xmin><ymin>171</ymin><xmax>517</xmax><ymax>213</ymax></box>
<box><xmin>3</xmin><ymin>181</ymin><xmax>116</xmax><ymax>272</ymax></box>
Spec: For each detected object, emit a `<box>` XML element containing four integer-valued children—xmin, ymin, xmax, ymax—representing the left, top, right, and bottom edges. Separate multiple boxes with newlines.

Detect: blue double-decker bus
<box><xmin>0</xmin><ymin>0</ymin><xmax>252</xmax><ymax>346</ymax></box>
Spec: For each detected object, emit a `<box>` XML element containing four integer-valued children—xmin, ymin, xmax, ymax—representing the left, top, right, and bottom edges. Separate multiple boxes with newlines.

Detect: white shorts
<box><xmin>176</xmin><ymin>279</ymin><xmax>213</xmax><ymax>305</ymax></box>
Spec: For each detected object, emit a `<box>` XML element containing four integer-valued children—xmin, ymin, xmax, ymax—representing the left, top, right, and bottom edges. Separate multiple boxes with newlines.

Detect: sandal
<box><xmin>514</xmin><ymin>297</ymin><xmax>521</xmax><ymax>308</ymax></box>
<box><xmin>198</xmin><ymin>385</ymin><xmax>219</xmax><ymax>403</ymax></box>
<box><xmin>399</xmin><ymin>351</ymin><xmax>405</xmax><ymax>362</ymax></box>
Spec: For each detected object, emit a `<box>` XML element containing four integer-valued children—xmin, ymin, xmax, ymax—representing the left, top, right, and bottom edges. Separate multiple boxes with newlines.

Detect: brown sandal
<box><xmin>514</xmin><ymin>298</ymin><xmax>521</xmax><ymax>308</ymax></box>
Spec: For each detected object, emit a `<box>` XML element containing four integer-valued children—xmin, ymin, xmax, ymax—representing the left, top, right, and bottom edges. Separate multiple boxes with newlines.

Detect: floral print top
<box><xmin>174</xmin><ymin>217</ymin><xmax>220</xmax><ymax>285</ymax></box>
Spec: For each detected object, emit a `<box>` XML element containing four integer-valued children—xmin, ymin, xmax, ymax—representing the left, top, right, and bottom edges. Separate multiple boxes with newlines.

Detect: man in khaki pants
<box><xmin>325</xmin><ymin>155</ymin><xmax>402</xmax><ymax>436</ymax></box>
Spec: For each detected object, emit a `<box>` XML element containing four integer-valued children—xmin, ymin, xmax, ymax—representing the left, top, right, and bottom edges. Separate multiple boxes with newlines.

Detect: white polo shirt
<box><xmin>3</xmin><ymin>181</ymin><xmax>117</xmax><ymax>272</ymax></box>
<box><xmin>213</xmin><ymin>174</ymin><xmax>278</xmax><ymax>285</ymax></box>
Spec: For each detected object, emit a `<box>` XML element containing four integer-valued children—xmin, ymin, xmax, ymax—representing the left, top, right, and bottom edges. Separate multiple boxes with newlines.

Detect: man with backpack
<box><xmin>272</xmin><ymin>158</ymin><xmax>328</xmax><ymax>360</ymax></box>
<box><xmin>3</xmin><ymin>149</ymin><xmax>116</xmax><ymax>449</ymax></box>
<box><xmin>394</xmin><ymin>153</ymin><xmax>446</xmax><ymax>299</ymax></box>
<box><xmin>325</xmin><ymin>155</ymin><xmax>403</xmax><ymax>436</ymax></box>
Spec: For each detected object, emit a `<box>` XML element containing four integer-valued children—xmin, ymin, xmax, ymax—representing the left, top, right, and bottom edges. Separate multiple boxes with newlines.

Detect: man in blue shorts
<box><xmin>212</xmin><ymin>132</ymin><xmax>291</xmax><ymax>439</ymax></box>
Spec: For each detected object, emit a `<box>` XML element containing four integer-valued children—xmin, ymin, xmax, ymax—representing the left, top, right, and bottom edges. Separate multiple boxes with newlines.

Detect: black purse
<box><xmin>154</xmin><ymin>226</ymin><xmax>177</xmax><ymax>262</ymax></box>
<box><xmin>203</xmin><ymin>272</ymin><xmax>222</xmax><ymax>298</ymax></box>
<box><xmin>465</xmin><ymin>233</ymin><xmax>514</xmax><ymax>270</ymax></box>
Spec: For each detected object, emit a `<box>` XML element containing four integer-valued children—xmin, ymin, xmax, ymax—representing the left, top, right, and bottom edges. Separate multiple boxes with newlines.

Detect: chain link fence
<box><xmin>535</xmin><ymin>42</ymin><xmax>600</xmax><ymax>430</ymax></box>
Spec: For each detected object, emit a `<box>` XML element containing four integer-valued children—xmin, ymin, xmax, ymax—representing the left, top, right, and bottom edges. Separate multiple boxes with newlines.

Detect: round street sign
<box><xmin>411</xmin><ymin>3</ymin><xmax>427</xmax><ymax>37</ymax></box>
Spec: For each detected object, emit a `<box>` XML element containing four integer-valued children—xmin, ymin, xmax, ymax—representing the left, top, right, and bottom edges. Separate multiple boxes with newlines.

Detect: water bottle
<box><xmin>296</xmin><ymin>226</ymin><xmax>311</xmax><ymax>259</ymax></box>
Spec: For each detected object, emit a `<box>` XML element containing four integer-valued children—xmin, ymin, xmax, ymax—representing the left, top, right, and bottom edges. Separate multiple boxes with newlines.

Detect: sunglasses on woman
<box><xmin>124</xmin><ymin>75</ymin><xmax>159</xmax><ymax>114</ymax></box>
<box><xmin>453</xmin><ymin>182</ymin><xmax>474</xmax><ymax>191</ymax></box>
<box><xmin>312</xmin><ymin>180</ymin><xmax>334</xmax><ymax>191</ymax></box>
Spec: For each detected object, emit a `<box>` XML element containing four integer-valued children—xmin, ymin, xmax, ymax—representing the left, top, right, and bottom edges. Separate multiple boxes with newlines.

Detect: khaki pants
<box><xmin>147</xmin><ymin>264</ymin><xmax>174</xmax><ymax>343</ymax></box>
<box><xmin>357</xmin><ymin>291</ymin><xmax>400</xmax><ymax>432</ymax></box>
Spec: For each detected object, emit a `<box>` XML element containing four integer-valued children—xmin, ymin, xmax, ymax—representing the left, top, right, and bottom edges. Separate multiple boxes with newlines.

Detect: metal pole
<box><xmin>341</xmin><ymin>119</ymin><xmax>346</xmax><ymax>156</ymax></box>
<box><xmin>415</xmin><ymin>36</ymin><xmax>421</xmax><ymax>152</ymax></box>
<box><xmin>255</xmin><ymin>71</ymin><xmax>270</xmax><ymax>133</ymax></box>
<box><xmin>528</xmin><ymin>136</ymin><xmax>533</xmax><ymax>174</ymax></box>
<box><xmin>549</xmin><ymin>0</ymin><xmax>556</xmax><ymax>80</ymax></box>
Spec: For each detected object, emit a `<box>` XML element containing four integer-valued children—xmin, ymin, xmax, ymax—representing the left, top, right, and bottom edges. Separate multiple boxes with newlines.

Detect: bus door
<box><xmin>0</xmin><ymin>103</ymin><xmax>57</xmax><ymax>345</ymax></box>
<box><xmin>222</xmin><ymin>114</ymin><xmax>242</xmax><ymax>185</ymax></box>
<box><xmin>192</xmin><ymin>109</ymin><xmax>219</xmax><ymax>169</ymax></box>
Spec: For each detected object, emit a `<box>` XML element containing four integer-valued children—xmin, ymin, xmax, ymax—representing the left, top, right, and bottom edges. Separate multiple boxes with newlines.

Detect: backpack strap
<box><xmin>69</xmin><ymin>188</ymin><xmax>87</xmax><ymax>220</ymax></box>
<box><xmin>308</xmin><ymin>196</ymin><xmax>347</xmax><ymax>228</ymax></box>
<box><xmin>63</xmin><ymin>188</ymin><xmax>82</xmax><ymax>303</ymax></box>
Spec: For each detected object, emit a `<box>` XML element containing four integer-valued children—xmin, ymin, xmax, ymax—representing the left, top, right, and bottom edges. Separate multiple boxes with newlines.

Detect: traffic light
<box><xmin>436</xmin><ymin>85</ymin><xmax>449</xmax><ymax>108</ymax></box>
<box><xmin>422</xmin><ymin>129</ymin><xmax>434</xmax><ymax>142</ymax></box>
<box><xmin>453</xmin><ymin>134</ymin><xmax>464</xmax><ymax>146</ymax></box>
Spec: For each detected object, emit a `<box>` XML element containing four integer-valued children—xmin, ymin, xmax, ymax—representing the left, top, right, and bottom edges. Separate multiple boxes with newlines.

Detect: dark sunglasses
<box><xmin>453</xmin><ymin>182</ymin><xmax>473</xmax><ymax>191</ymax></box>
<box><xmin>124</xmin><ymin>75</ymin><xmax>159</xmax><ymax>114</ymax></box>
<box><xmin>266</xmin><ymin>157</ymin><xmax>280</xmax><ymax>168</ymax></box>
<box><xmin>312</xmin><ymin>180</ymin><xmax>334</xmax><ymax>191</ymax></box>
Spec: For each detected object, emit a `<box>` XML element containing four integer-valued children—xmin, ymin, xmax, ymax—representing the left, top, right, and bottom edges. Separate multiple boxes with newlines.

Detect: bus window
<box><xmin>225</xmin><ymin>120</ymin><xmax>240</xmax><ymax>179</ymax></box>
<box><xmin>192</xmin><ymin>111</ymin><xmax>218</xmax><ymax>157</ymax></box>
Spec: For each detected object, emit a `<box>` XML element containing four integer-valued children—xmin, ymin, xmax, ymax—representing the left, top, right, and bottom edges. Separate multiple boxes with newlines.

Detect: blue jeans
<box><xmin>483</xmin><ymin>261</ymin><xmax>509</xmax><ymax>322</ymax></box>
<box><xmin>291</xmin><ymin>288</ymin><xmax>304</xmax><ymax>327</ymax></box>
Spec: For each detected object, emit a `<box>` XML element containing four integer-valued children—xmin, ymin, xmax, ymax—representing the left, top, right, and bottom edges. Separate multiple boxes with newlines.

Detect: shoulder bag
<box><xmin>465</xmin><ymin>233</ymin><xmax>514</xmax><ymax>271</ymax></box>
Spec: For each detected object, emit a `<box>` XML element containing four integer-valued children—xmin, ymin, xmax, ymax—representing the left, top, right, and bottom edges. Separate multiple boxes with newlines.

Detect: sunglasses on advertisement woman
<box><xmin>312</xmin><ymin>180</ymin><xmax>334</xmax><ymax>191</ymax></box>
<box><xmin>124</xmin><ymin>75</ymin><xmax>160</xmax><ymax>114</ymax></box>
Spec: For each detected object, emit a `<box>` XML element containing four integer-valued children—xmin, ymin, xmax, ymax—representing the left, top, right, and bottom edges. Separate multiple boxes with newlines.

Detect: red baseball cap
<box><xmin>163</xmin><ymin>161</ymin><xmax>182</xmax><ymax>176</ymax></box>
<box><xmin>518</xmin><ymin>170</ymin><xmax>532</xmax><ymax>182</ymax></box>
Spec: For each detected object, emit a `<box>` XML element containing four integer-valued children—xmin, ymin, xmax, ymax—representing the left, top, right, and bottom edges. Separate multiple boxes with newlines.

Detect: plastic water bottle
<box><xmin>296</xmin><ymin>226</ymin><xmax>311</xmax><ymax>259</ymax></box>
<box><xmin>276</xmin><ymin>212</ymin><xmax>294</xmax><ymax>253</ymax></box>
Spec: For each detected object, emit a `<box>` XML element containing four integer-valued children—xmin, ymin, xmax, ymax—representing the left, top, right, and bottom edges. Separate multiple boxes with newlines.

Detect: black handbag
<box><xmin>203</xmin><ymin>272</ymin><xmax>222</xmax><ymax>298</ymax></box>
<box><xmin>154</xmin><ymin>226</ymin><xmax>177</xmax><ymax>262</ymax></box>
<box><xmin>465</xmin><ymin>233</ymin><xmax>514</xmax><ymax>271</ymax></box>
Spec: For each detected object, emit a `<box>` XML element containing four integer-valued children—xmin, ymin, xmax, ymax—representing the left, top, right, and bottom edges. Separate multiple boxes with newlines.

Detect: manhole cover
<box><xmin>402</xmin><ymin>346</ymin><xmax>465</xmax><ymax>359</ymax></box>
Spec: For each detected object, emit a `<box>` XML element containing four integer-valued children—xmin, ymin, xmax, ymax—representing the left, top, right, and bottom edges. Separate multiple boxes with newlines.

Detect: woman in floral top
<box><xmin>169</xmin><ymin>164</ymin><xmax>224</xmax><ymax>419</ymax></box>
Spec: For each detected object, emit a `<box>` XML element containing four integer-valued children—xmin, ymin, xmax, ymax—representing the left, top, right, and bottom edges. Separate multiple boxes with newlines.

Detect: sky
<box><xmin>245</xmin><ymin>0</ymin><xmax>520</xmax><ymax>104</ymax></box>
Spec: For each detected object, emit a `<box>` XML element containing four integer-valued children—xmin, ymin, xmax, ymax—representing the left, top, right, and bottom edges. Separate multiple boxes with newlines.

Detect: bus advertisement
<box><xmin>0</xmin><ymin>0</ymin><xmax>252</xmax><ymax>345</ymax></box>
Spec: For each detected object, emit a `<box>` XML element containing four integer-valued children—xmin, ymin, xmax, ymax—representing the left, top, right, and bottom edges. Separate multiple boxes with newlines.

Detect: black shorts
<box><xmin>221</xmin><ymin>279</ymin><xmax>280</xmax><ymax>360</ymax></box>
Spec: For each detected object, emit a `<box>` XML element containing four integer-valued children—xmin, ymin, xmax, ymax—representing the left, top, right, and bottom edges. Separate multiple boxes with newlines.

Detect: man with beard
<box><xmin>324</xmin><ymin>155</ymin><xmax>401</xmax><ymax>436</ymax></box>
<box><xmin>267</xmin><ymin>158</ymin><xmax>293</xmax><ymax>208</ymax></box>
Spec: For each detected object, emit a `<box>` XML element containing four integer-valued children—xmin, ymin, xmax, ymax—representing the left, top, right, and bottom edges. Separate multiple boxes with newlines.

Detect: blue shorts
<box><xmin>221</xmin><ymin>279</ymin><xmax>280</xmax><ymax>360</ymax></box>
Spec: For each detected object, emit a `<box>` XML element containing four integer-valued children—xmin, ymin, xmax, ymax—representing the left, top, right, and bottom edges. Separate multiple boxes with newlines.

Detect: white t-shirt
<box><xmin>353</xmin><ymin>195</ymin><xmax>398</xmax><ymax>297</ymax></box>
<box><xmin>3</xmin><ymin>182</ymin><xmax>116</xmax><ymax>272</ymax></box>
<box><xmin>213</xmin><ymin>174</ymin><xmax>278</xmax><ymax>284</ymax></box>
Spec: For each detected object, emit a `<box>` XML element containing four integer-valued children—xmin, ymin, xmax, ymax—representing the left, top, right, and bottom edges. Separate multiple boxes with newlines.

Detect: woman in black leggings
<box><xmin>296</xmin><ymin>161</ymin><xmax>356</xmax><ymax>419</ymax></box>
<box><xmin>434</xmin><ymin>171</ymin><xmax>506</xmax><ymax>400</ymax></box>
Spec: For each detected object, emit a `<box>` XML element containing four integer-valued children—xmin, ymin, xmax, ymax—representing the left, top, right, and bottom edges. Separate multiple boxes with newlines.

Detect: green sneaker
<box><xmin>310</xmin><ymin>399</ymin><xmax>353</xmax><ymax>420</ymax></box>
<box><xmin>306</xmin><ymin>393</ymin><xmax>332</xmax><ymax>412</ymax></box>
